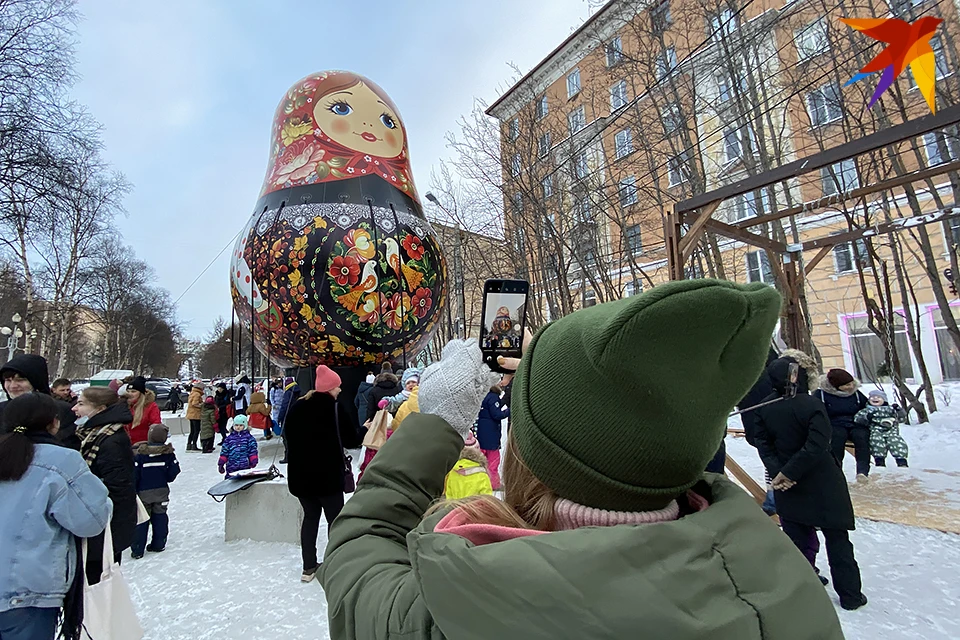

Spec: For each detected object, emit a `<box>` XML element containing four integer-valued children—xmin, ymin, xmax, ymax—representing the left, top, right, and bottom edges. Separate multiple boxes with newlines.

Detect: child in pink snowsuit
<box><xmin>475</xmin><ymin>386</ymin><xmax>509</xmax><ymax>490</ymax></box>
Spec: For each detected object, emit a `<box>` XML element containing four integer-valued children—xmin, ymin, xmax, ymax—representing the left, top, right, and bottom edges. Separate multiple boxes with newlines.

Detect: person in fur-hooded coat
<box><xmin>247</xmin><ymin>391</ymin><xmax>273</xmax><ymax>437</ymax></box>
<box><xmin>815</xmin><ymin>368</ymin><xmax>870</xmax><ymax>478</ymax></box>
<box><xmin>365</xmin><ymin>365</ymin><xmax>401</xmax><ymax>423</ymax></box>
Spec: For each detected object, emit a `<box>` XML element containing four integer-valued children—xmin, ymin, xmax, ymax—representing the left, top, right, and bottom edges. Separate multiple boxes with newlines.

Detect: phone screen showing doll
<box><xmin>479</xmin><ymin>280</ymin><xmax>528</xmax><ymax>370</ymax></box>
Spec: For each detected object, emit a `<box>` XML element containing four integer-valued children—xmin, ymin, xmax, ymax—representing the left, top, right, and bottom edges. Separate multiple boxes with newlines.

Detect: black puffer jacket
<box><xmin>79</xmin><ymin>402</ymin><xmax>138</xmax><ymax>553</ymax></box>
<box><xmin>365</xmin><ymin>373</ymin><xmax>401</xmax><ymax>422</ymax></box>
<box><xmin>0</xmin><ymin>354</ymin><xmax>77</xmax><ymax>449</ymax></box>
<box><xmin>284</xmin><ymin>391</ymin><xmax>354</xmax><ymax>498</ymax></box>
<box><xmin>815</xmin><ymin>380</ymin><xmax>868</xmax><ymax>433</ymax></box>
<box><xmin>754</xmin><ymin>358</ymin><xmax>855</xmax><ymax>530</ymax></box>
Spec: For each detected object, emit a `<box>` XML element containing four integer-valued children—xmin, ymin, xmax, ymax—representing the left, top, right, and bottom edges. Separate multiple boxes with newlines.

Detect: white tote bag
<box><xmin>82</xmin><ymin>523</ymin><xmax>144</xmax><ymax>640</ymax></box>
<box><xmin>135</xmin><ymin>497</ymin><xmax>150</xmax><ymax>526</ymax></box>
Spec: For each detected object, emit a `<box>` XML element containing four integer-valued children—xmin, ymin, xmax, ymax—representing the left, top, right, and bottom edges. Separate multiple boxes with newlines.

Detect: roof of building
<box><xmin>485</xmin><ymin>0</ymin><xmax>620</xmax><ymax>120</ymax></box>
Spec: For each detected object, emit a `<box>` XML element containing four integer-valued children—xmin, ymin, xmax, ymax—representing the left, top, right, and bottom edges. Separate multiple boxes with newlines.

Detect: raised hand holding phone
<box><xmin>479</xmin><ymin>279</ymin><xmax>529</xmax><ymax>373</ymax></box>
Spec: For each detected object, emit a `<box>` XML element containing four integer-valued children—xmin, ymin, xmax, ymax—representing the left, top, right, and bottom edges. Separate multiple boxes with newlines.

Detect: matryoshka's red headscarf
<box><xmin>259</xmin><ymin>71</ymin><xmax>419</xmax><ymax>204</ymax></box>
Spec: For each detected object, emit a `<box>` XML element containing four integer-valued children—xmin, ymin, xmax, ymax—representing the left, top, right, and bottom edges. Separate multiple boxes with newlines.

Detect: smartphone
<box><xmin>479</xmin><ymin>279</ymin><xmax>529</xmax><ymax>373</ymax></box>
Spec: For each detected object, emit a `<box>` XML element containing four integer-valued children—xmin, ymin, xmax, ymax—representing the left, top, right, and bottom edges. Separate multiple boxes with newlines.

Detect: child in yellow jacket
<box><xmin>444</xmin><ymin>433</ymin><xmax>494</xmax><ymax>499</ymax></box>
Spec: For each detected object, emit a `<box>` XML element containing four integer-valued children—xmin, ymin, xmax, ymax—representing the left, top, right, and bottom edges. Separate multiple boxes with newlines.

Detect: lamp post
<box><xmin>424</xmin><ymin>193</ymin><xmax>467</xmax><ymax>340</ymax></box>
<box><xmin>1</xmin><ymin>313</ymin><xmax>23</xmax><ymax>362</ymax></box>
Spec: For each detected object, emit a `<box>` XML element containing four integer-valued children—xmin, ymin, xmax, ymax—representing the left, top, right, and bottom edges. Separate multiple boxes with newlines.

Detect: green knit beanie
<box><xmin>512</xmin><ymin>279</ymin><xmax>781</xmax><ymax>512</ymax></box>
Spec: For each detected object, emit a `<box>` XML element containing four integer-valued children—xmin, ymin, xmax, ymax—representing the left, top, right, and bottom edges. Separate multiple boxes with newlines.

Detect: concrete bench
<box><xmin>224</xmin><ymin>478</ymin><xmax>305</xmax><ymax>544</ymax></box>
<box><xmin>162</xmin><ymin>416</ymin><xmax>189</xmax><ymax>436</ymax></box>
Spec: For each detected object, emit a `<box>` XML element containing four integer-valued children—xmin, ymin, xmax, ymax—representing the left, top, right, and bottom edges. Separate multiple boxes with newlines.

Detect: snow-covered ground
<box><xmin>122</xmin><ymin>405</ymin><xmax>960</xmax><ymax>639</ymax></box>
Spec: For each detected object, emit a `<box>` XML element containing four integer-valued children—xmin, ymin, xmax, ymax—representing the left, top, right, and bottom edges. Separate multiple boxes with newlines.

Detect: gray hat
<box><xmin>868</xmin><ymin>389</ymin><xmax>888</xmax><ymax>402</ymax></box>
<box><xmin>148</xmin><ymin>423</ymin><xmax>168</xmax><ymax>444</ymax></box>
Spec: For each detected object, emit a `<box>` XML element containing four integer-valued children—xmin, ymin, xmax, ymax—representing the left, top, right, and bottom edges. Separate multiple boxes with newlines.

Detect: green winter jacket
<box><xmin>199</xmin><ymin>402</ymin><xmax>217</xmax><ymax>440</ymax></box>
<box><xmin>320</xmin><ymin>413</ymin><xmax>845</xmax><ymax>640</ymax></box>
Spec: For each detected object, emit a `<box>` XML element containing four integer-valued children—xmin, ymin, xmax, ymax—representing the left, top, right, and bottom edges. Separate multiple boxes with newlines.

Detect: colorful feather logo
<box><xmin>841</xmin><ymin>16</ymin><xmax>944</xmax><ymax>113</ymax></box>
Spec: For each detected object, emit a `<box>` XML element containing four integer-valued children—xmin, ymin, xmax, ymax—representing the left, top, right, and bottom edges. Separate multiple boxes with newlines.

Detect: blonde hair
<box><xmin>426</xmin><ymin>432</ymin><xmax>558</xmax><ymax>530</ymax></box>
<box><xmin>128</xmin><ymin>389</ymin><xmax>149</xmax><ymax>426</ymax></box>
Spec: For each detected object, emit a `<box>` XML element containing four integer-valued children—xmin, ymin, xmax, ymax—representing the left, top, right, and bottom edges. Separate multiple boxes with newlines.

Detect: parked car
<box><xmin>144</xmin><ymin>378</ymin><xmax>189</xmax><ymax>409</ymax></box>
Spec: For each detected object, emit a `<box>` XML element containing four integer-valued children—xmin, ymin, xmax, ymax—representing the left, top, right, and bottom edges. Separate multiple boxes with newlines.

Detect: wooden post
<box><xmin>664</xmin><ymin>205</ymin><xmax>685</xmax><ymax>281</ymax></box>
<box><xmin>783</xmin><ymin>259</ymin><xmax>804</xmax><ymax>350</ymax></box>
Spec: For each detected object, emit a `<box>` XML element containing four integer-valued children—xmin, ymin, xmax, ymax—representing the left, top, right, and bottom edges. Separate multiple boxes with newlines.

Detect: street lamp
<box><xmin>424</xmin><ymin>192</ymin><xmax>467</xmax><ymax>340</ymax></box>
<box><xmin>1</xmin><ymin>313</ymin><xmax>24</xmax><ymax>362</ymax></box>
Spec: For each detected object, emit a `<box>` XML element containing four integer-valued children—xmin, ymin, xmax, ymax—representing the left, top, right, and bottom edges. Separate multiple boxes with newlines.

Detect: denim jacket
<box><xmin>0</xmin><ymin>441</ymin><xmax>112</xmax><ymax>612</ymax></box>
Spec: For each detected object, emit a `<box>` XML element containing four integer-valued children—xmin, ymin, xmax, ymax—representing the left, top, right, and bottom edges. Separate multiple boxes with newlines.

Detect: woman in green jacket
<box><xmin>320</xmin><ymin>280</ymin><xmax>847</xmax><ymax>640</ymax></box>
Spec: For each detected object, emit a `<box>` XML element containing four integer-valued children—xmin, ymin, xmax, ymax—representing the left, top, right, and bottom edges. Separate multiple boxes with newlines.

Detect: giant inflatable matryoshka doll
<box><xmin>230</xmin><ymin>71</ymin><xmax>447</xmax><ymax>370</ymax></box>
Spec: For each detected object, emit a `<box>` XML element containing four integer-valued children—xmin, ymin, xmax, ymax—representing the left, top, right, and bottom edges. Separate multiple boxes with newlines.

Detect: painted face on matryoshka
<box><xmin>313</xmin><ymin>80</ymin><xmax>405</xmax><ymax>158</ymax></box>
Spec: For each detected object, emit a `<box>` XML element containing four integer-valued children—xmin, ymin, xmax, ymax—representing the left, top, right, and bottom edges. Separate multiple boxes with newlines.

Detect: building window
<box><xmin>933</xmin><ymin>306</ymin><xmax>960</xmax><ymax>380</ymax></box>
<box><xmin>583</xmin><ymin>287</ymin><xmax>597</xmax><ymax>307</ymax></box>
<box><xmin>577</xmin><ymin>239</ymin><xmax>596</xmax><ymax>267</ymax></box>
<box><xmin>723</xmin><ymin>126</ymin><xmax>756</xmax><ymax>162</ymax></box>
<box><xmin>567</xmin><ymin>69</ymin><xmax>581</xmax><ymax>98</ymax></box>
<box><xmin>651</xmin><ymin>0</ymin><xmax>671</xmax><ymax>34</ymax></box>
<box><xmin>922</xmin><ymin>129</ymin><xmax>959</xmax><ymax>166</ymax></box>
<box><xmin>573</xmin><ymin>194</ymin><xmax>591</xmax><ymax>223</ymax></box>
<box><xmin>572</xmin><ymin>150</ymin><xmax>589</xmax><ymax>180</ymax></box>
<box><xmin>746</xmin><ymin>250</ymin><xmax>774</xmax><ymax>283</ymax></box>
<box><xmin>619</xmin><ymin>176</ymin><xmax>638</xmax><ymax>206</ymax></box>
<box><xmin>510</xmin><ymin>153</ymin><xmax>522</xmax><ymax>177</ymax></box>
<box><xmin>511</xmin><ymin>193</ymin><xmax>523</xmax><ymax>213</ymax></box>
<box><xmin>614</xmin><ymin>128</ymin><xmax>633</xmax><ymax>159</ymax></box>
<box><xmin>948</xmin><ymin>217</ymin><xmax>960</xmax><ymax>247</ymax></box>
<box><xmin>606</xmin><ymin>36</ymin><xmax>623</xmax><ymax>67</ymax></box>
<box><xmin>625</xmin><ymin>278</ymin><xmax>644</xmax><ymax>297</ymax></box>
<box><xmin>508</xmin><ymin>119</ymin><xmax>519</xmax><ymax>141</ymax></box>
<box><xmin>568</xmin><ymin>106</ymin><xmax>586</xmax><ymax>135</ymax></box>
<box><xmin>846</xmin><ymin>315</ymin><xmax>914</xmax><ymax>381</ymax></box>
<box><xmin>733</xmin><ymin>189</ymin><xmax>770</xmax><ymax>221</ymax></box>
<box><xmin>717</xmin><ymin>73</ymin><xmax>748</xmax><ymax>103</ymax></box>
<box><xmin>537</xmin><ymin>132</ymin><xmax>552</xmax><ymax>158</ymax></box>
<box><xmin>610</xmin><ymin>80</ymin><xmax>628</xmax><ymax>111</ymax></box>
<box><xmin>536</xmin><ymin>95</ymin><xmax>549</xmax><ymax>120</ymax></box>
<box><xmin>807</xmin><ymin>83</ymin><xmax>843</xmax><ymax>126</ymax></box>
<box><xmin>709</xmin><ymin>8</ymin><xmax>738</xmax><ymax>41</ymax></box>
<box><xmin>542</xmin><ymin>212</ymin><xmax>555</xmax><ymax>238</ymax></box>
<box><xmin>656</xmin><ymin>47</ymin><xmax>677</xmax><ymax>79</ymax></box>
<box><xmin>668</xmin><ymin>151</ymin><xmax>690</xmax><ymax>186</ymax></box>
<box><xmin>795</xmin><ymin>19</ymin><xmax>829</xmax><ymax>60</ymax></box>
<box><xmin>542</xmin><ymin>175</ymin><xmax>554</xmax><ymax>198</ymax></box>
<box><xmin>625</xmin><ymin>224</ymin><xmax>642</xmax><ymax>254</ymax></box>
<box><xmin>821</xmin><ymin>159</ymin><xmax>860</xmax><ymax>196</ymax></box>
<box><xmin>662</xmin><ymin>103</ymin><xmax>681</xmax><ymax>135</ymax></box>
<box><xmin>909</xmin><ymin>35</ymin><xmax>950</xmax><ymax>85</ymax></box>
<box><xmin>834</xmin><ymin>239</ymin><xmax>869</xmax><ymax>274</ymax></box>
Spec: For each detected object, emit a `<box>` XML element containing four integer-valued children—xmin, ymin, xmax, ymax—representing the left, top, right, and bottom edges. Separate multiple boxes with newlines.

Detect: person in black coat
<box><xmin>73</xmin><ymin>387</ymin><xmax>138</xmax><ymax>583</ymax></box>
<box><xmin>816</xmin><ymin>368</ymin><xmax>871</xmax><ymax>480</ymax></box>
<box><xmin>214</xmin><ymin>383</ymin><xmax>231</xmax><ymax>445</ymax></box>
<box><xmin>284</xmin><ymin>365</ymin><xmax>354</xmax><ymax>583</ymax></box>
<box><xmin>754</xmin><ymin>357</ymin><xmax>867</xmax><ymax>611</ymax></box>
<box><xmin>0</xmin><ymin>354</ymin><xmax>79</xmax><ymax>450</ymax></box>
<box><xmin>354</xmin><ymin>373</ymin><xmax>375</xmax><ymax>423</ymax></box>
<box><xmin>364</xmin><ymin>366</ymin><xmax>400</xmax><ymax>424</ymax></box>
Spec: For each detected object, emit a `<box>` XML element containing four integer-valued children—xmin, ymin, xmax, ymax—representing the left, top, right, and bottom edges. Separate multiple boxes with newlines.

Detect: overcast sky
<box><xmin>70</xmin><ymin>0</ymin><xmax>591</xmax><ymax>339</ymax></box>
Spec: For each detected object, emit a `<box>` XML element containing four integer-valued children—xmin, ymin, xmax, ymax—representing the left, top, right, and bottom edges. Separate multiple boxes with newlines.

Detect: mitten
<box><xmin>218</xmin><ymin>464</ymin><xmax>225</xmax><ymax>474</ymax></box>
<box><xmin>418</xmin><ymin>340</ymin><xmax>499</xmax><ymax>439</ymax></box>
<box><xmin>378</xmin><ymin>398</ymin><xmax>389</xmax><ymax>410</ymax></box>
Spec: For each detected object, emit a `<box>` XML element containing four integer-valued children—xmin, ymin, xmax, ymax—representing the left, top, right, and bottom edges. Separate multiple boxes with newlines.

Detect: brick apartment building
<box><xmin>486</xmin><ymin>0</ymin><xmax>960</xmax><ymax>383</ymax></box>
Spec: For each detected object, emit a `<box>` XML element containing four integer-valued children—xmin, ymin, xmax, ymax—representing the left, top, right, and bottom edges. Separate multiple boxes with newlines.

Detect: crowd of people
<box><xmin>0</xmin><ymin>279</ymin><xmax>922</xmax><ymax>639</ymax></box>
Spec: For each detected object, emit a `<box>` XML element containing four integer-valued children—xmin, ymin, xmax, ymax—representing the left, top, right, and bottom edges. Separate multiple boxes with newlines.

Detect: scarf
<box><xmin>76</xmin><ymin>421</ymin><xmax>124</xmax><ymax>467</ymax></box>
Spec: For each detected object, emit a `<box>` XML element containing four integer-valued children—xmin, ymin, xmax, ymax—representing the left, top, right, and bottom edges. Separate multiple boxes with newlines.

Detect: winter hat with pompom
<box><xmin>511</xmin><ymin>279</ymin><xmax>782</xmax><ymax>512</ymax></box>
<box><xmin>401</xmin><ymin>368</ymin><xmax>421</xmax><ymax>387</ymax></box>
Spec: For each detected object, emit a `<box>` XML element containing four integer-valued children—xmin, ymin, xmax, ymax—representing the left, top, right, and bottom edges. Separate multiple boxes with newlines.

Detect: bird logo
<box><xmin>841</xmin><ymin>16</ymin><xmax>944</xmax><ymax>114</ymax></box>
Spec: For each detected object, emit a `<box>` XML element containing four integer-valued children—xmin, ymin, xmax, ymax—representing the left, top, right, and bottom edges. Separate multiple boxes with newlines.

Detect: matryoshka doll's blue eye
<box><xmin>330</xmin><ymin>102</ymin><xmax>352</xmax><ymax>116</ymax></box>
<box><xmin>380</xmin><ymin>113</ymin><xmax>397</xmax><ymax>129</ymax></box>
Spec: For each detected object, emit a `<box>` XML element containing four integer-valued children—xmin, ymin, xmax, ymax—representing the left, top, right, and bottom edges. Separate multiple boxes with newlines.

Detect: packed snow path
<box><xmin>123</xmin><ymin>428</ymin><xmax>960</xmax><ymax>639</ymax></box>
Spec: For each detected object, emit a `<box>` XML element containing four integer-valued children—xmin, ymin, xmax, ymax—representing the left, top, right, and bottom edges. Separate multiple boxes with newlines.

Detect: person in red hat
<box><xmin>282</xmin><ymin>365</ymin><xmax>355</xmax><ymax>583</ymax></box>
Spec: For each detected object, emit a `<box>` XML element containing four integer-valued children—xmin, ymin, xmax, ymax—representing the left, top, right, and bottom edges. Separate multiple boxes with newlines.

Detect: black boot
<box><xmin>896</xmin><ymin>458</ymin><xmax>909</xmax><ymax>467</ymax></box>
<box><xmin>840</xmin><ymin>593</ymin><xmax>868</xmax><ymax>611</ymax></box>
<box><xmin>874</xmin><ymin>457</ymin><xmax>886</xmax><ymax>467</ymax></box>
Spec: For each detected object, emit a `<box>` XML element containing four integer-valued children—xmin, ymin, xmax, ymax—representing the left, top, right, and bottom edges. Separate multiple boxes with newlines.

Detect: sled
<box><xmin>207</xmin><ymin>465</ymin><xmax>283</xmax><ymax>502</ymax></box>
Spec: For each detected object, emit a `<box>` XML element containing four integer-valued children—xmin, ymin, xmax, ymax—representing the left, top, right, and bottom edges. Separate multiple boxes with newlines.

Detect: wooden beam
<box><xmin>664</xmin><ymin>205</ymin><xmax>685</xmax><ymax>281</ymax></box>
<box><xmin>801</xmin><ymin>207</ymin><xmax>960</xmax><ymax>251</ymax></box>
<box><xmin>731</xmin><ymin>159</ymin><xmax>960</xmax><ymax>230</ymax></box>
<box><xmin>725</xmin><ymin>456</ymin><xmax>767</xmax><ymax>504</ymax></box>
<box><xmin>804</xmin><ymin>245</ymin><xmax>835</xmax><ymax>276</ymax></box>
<box><xmin>675</xmin><ymin>104</ymin><xmax>960</xmax><ymax>215</ymax></box>
<box><xmin>679</xmin><ymin>199</ymin><xmax>722</xmax><ymax>261</ymax></box>
<box><xmin>704</xmin><ymin>218</ymin><xmax>789</xmax><ymax>254</ymax></box>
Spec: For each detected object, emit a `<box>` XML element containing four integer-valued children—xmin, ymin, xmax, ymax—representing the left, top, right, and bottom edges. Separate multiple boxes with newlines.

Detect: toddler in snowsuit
<box><xmin>131</xmin><ymin>424</ymin><xmax>181</xmax><ymax>558</ymax></box>
<box><xmin>247</xmin><ymin>391</ymin><xmax>273</xmax><ymax>439</ymax></box>
<box><xmin>199</xmin><ymin>395</ymin><xmax>218</xmax><ymax>453</ymax></box>
<box><xmin>854</xmin><ymin>390</ymin><xmax>908</xmax><ymax>468</ymax></box>
<box><xmin>218</xmin><ymin>415</ymin><xmax>259</xmax><ymax>476</ymax></box>
<box><xmin>444</xmin><ymin>433</ymin><xmax>493</xmax><ymax>499</ymax></box>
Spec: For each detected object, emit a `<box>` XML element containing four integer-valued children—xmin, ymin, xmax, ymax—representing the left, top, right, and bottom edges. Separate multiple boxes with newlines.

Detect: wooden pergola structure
<box><xmin>665</xmin><ymin>104</ymin><xmax>960</xmax><ymax>351</ymax></box>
